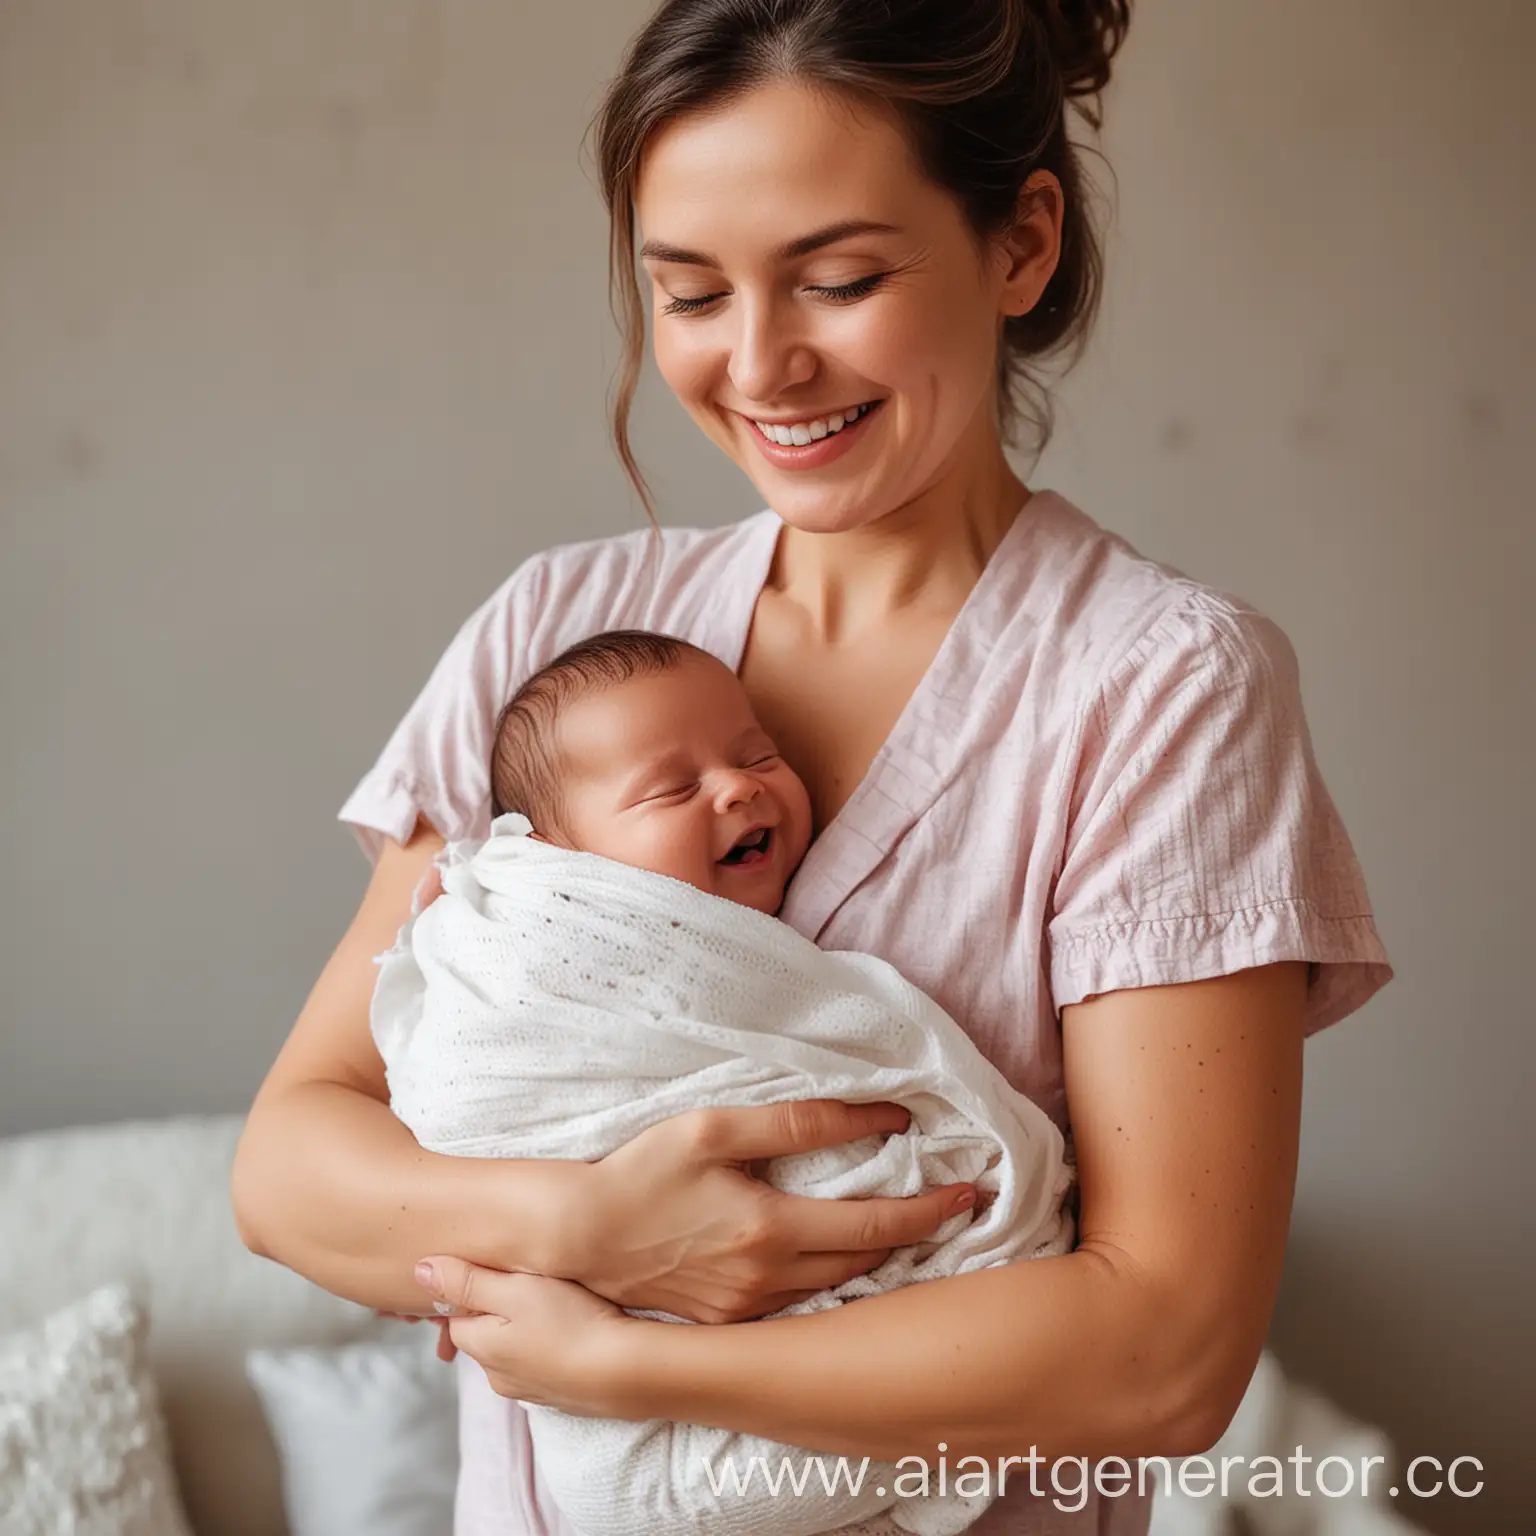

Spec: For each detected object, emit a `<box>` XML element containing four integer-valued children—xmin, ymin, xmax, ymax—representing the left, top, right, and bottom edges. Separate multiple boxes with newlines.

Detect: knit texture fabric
<box><xmin>372</xmin><ymin>816</ymin><xmax>1074</xmax><ymax>1536</ymax></box>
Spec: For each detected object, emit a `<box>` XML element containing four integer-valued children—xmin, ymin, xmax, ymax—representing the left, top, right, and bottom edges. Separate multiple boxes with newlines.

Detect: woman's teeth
<box><xmin>753</xmin><ymin>402</ymin><xmax>875</xmax><ymax>447</ymax></box>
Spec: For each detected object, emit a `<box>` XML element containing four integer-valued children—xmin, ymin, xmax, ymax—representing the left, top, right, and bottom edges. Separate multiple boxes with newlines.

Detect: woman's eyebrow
<box><xmin>639</xmin><ymin>219</ymin><xmax>902</xmax><ymax>269</ymax></box>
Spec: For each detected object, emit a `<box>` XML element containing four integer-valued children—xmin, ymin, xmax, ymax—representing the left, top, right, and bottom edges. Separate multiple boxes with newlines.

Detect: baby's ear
<box><xmin>528</xmin><ymin>830</ymin><xmax>549</xmax><ymax>844</ymax></box>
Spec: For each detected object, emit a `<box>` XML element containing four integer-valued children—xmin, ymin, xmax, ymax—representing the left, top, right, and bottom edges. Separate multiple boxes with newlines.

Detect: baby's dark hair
<box><xmin>490</xmin><ymin>629</ymin><xmax>713</xmax><ymax>833</ymax></box>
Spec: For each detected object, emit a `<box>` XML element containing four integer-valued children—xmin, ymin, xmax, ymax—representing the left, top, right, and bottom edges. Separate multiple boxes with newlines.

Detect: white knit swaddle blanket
<box><xmin>372</xmin><ymin>815</ymin><xmax>1075</xmax><ymax>1536</ymax></box>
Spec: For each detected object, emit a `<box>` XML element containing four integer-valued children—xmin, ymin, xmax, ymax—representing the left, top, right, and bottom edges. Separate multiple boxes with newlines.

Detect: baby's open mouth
<box><xmin>719</xmin><ymin>828</ymin><xmax>773</xmax><ymax>867</ymax></box>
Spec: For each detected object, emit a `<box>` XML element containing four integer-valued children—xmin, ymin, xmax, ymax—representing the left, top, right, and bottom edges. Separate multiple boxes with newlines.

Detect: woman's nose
<box><xmin>727</xmin><ymin>296</ymin><xmax>815</xmax><ymax>403</ymax></box>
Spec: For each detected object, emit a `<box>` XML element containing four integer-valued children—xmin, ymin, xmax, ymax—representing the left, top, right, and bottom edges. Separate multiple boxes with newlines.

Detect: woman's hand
<box><xmin>568</xmin><ymin>1099</ymin><xmax>975</xmax><ymax>1323</ymax></box>
<box><xmin>399</xmin><ymin>865</ymin><xmax>975</xmax><ymax>1323</ymax></box>
<box><xmin>416</xmin><ymin>1257</ymin><xmax>641</xmax><ymax>1414</ymax></box>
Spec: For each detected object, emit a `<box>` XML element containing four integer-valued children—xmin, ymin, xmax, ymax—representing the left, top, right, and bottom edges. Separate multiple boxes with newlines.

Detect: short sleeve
<box><xmin>337</xmin><ymin>557</ymin><xmax>546</xmax><ymax>864</ymax></box>
<box><xmin>1047</xmin><ymin>593</ymin><xmax>1392</xmax><ymax>1035</ymax></box>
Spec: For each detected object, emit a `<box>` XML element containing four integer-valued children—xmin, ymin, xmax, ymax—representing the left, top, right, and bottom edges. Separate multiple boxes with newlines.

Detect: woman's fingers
<box><xmin>683</xmin><ymin>1099</ymin><xmax>912</xmax><ymax>1165</ymax></box>
<box><xmin>777</xmin><ymin>1248</ymin><xmax>894</xmax><ymax>1293</ymax></box>
<box><xmin>416</xmin><ymin>1255</ymin><xmax>503</xmax><ymax>1315</ymax></box>
<box><xmin>582</xmin><ymin>1103</ymin><xmax>972</xmax><ymax>1320</ymax></box>
<box><xmin>776</xmin><ymin>1181</ymin><xmax>976</xmax><ymax>1255</ymax></box>
<box><xmin>740</xmin><ymin>1245</ymin><xmax>924</xmax><ymax>1316</ymax></box>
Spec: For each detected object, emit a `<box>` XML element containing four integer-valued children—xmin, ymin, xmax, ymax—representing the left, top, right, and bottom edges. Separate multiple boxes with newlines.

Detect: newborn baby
<box><xmin>373</xmin><ymin>628</ymin><xmax>1074</xmax><ymax>1536</ymax></box>
<box><xmin>487</xmin><ymin>628</ymin><xmax>812</xmax><ymax>913</ymax></box>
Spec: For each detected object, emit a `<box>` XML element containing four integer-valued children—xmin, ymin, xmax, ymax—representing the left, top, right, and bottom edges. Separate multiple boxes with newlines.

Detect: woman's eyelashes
<box><xmin>660</xmin><ymin>292</ymin><xmax>724</xmax><ymax>316</ymax></box>
<box><xmin>659</xmin><ymin>272</ymin><xmax>891</xmax><ymax>317</ymax></box>
<box><xmin>808</xmin><ymin>272</ymin><xmax>888</xmax><ymax>303</ymax></box>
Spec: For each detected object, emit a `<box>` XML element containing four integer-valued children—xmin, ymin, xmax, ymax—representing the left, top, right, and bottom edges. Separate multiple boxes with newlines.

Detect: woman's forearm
<box><xmin>609</xmin><ymin>1247</ymin><xmax>1222</xmax><ymax>1465</ymax></box>
<box><xmin>599</xmin><ymin>970</ymin><xmax>1303</xmax><ymax>1466</ymax></box>
<box><xmin>231</xmin><ymin>1080</ymin><xmax>594</xmax><ymax>1313</ymax></box>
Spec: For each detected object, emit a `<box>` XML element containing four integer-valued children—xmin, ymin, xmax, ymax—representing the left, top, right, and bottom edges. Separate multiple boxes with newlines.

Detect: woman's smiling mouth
<box><xmin>750</xmin><ymin>401</ymin><xmax>878</xmax><ymax>445</ymax></box>
<box><xmin>740</xmin><ymin>400</ymin><xmax>885</xmax><ymax>469</ymax></box>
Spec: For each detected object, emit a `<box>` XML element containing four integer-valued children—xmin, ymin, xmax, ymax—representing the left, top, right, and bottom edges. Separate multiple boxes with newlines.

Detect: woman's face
<box><xmin>634</xmin><ymin>78</ymin><xmax>1059</xmax><ymax>534</ymax></box>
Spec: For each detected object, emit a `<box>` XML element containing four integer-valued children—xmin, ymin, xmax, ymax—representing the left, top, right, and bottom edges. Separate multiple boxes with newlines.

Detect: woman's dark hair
<box><xmin>490</xmin><ymin>629</ymin><xmax>709</xmax><ymax>831</ymax></box>
<box><xmin>594</xmin><ymin>0</ymin><xmax>1132</xmax><ymax>512</ymax></box>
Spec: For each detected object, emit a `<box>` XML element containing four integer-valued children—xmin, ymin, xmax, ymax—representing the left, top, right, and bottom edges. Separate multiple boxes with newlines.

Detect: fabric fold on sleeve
<box><xmin>337</xmin><ymin>773</ymin><xmax>447</xmax><ymax>865</ymax></box>
<box><xmin>338</xmin><ymin>558</ymin><xmax>542</xmax><ymax>864</ymax></box>
<box><xmin>1047</xmin><ymin>591</ymin><xmax>1392</xmax><ymax>1034</ymax></box>
<box><xmin>1051</xmin><ymin>902</ymin><xmax>1391</xmax><ymax>1036</ymax></box>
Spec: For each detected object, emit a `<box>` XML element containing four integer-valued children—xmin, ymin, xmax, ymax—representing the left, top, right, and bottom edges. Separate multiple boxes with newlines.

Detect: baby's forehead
<box><xmin>590</xmin><ymin>652</ymin><xmax>749</xmax><ymax>713</ymax></box>
<box><xmin>559</xmin><ymin>662</ymin><xmax>764</xmax><ymax>766</ymax></box>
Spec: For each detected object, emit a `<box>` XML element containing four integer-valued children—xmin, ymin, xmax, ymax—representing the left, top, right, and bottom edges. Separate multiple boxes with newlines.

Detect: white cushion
<box><xmin>0</xmin><ymin>1115</ymin><xmax>388</xmax><ymax>1535</ymax></box>
<box><xmin>247</xmin><ymin>1329</ymin><xmax>458</xmax><ymax>1536</ymax></box>
<box><xmin>0</xmin><ymin>1283</ymin><xmax>194</xmax><ymax>1536</ymax></box>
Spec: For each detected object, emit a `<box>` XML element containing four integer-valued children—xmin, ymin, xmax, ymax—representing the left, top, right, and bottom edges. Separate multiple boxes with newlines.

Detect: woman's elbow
<box><xmin>1081</xmin><ymin>1268</ymin><xmax>1264</xmax><ymax>1460</ymax></box>
<box><xmin>229</xmin><ymin>1116</ymin><xmax>276</xmax><ymax>1259</ymax></box>
<box><xmin>1146</xmin><ymin>1332</ymin><xmax>1263</xmax><ymax>1459</ymax></box>
<box><xmin>1151</xmin><ymin>1394</ymin><xmax>1241</xmax><ymax>1461</ymax></box>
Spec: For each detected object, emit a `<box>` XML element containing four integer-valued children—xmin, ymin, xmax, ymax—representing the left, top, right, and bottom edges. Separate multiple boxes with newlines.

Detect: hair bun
<box><xmin>1035</xmin><ymin>0</ymin><xmax>1131</xmax><ymax>106</ymax></box>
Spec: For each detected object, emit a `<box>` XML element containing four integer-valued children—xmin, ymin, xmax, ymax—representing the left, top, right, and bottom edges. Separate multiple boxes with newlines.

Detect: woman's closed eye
<box><xmin>660</xmin><ymin>273</ymin><xmax>890</xmax><ymax>317</ymax></box>
<box><xmin>806</xmin><ymin>272</ymin><xmax>889</xmax><ymax>304</ymax></box>
<box><xmin>661</xmin><ymin>290</ymin><xmax>727</xmax><ymax>316</ymax></box>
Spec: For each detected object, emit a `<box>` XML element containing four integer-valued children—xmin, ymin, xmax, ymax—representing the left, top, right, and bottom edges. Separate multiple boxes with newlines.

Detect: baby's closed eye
<box><xmin>646</xmin><ymin>783</ymin><xmax>698</xmax><ymax>804</ymax></box>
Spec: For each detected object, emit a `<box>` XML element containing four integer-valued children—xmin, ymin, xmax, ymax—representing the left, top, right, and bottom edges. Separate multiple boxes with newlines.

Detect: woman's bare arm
<box><xmin>232</xmin><ymin>820</ymin><xmax>967</xmax><ymax>1315</ymax></box>
<box><xmin>579</xmin><ymin>962</ymin><xmax>1307</xmax><ymax>1461</ymax></box>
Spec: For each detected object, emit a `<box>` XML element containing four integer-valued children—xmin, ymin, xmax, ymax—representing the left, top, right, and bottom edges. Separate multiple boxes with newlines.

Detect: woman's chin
<box><xmin>749</xmin><ymin>481</ymin><xmax>897</xmax><ymax>537</ymax></box>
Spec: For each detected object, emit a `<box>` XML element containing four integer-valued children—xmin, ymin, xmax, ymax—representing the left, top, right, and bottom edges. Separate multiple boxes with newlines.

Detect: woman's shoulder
<box><xmin>1026</xmin><ymin>498</ymin><xmax>1392</xmax><ymax>1035</ymax></box>
<box><xmin>1016</xmin><ymin>491</ymin><xmax>1298</xmax><ymax>701</ymax></box>
<box><xmin>469</xmin><ymin>511</ymin><xmax>772</xmax><ymax>659</ymax></box>
<box><xmin>508</xmin><ymin>511</ymin><xmax>773</xmax><ymax>604</ymax></box>
<box><xmin>337</xmin><ymin>511</ymin><xmax>777</xmax><ymax>858</ymax></box>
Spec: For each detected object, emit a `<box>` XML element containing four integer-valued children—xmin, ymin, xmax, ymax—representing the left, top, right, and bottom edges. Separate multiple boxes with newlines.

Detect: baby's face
<box><xmin>549</xmin><ymin>652</ymin><xmax>813</xmax><ymax>914</ymax></box>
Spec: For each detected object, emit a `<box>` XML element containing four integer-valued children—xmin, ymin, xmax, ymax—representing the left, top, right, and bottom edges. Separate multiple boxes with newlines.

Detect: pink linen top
<box><xmin>340</xmin><ymin>492</ymin><xmax>1392</xmax><ymax>1536</ymax></box>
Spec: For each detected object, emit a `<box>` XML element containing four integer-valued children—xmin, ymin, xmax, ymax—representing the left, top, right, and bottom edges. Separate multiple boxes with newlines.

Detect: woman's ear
<box><xmin>997</xmin><ymin>169</ymin><xmax>1065</xmax><ymax>319</ymax></box>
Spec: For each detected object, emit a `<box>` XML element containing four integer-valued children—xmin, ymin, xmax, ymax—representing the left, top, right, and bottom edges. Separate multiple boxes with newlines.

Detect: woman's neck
<box><xmin>770</xmin><ymin>425</ymin><xmax>1030</xmax><ymax>645</ymax></box>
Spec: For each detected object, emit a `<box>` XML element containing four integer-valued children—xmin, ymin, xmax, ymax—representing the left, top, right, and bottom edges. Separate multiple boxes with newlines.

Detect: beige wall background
<box><xmin>1</xmin><ymin>1</ymin><xmax>1530</xmax><ymax>1529</ymax></box>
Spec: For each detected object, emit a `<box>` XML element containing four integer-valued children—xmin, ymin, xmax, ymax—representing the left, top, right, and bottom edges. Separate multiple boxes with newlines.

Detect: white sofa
<box><xmin>0</xmin><ymin>1115</ymin><xmax>387</xmax><ymax>1535</ymax></box>
<box><xmin>0</xmin><ymin>1114</ymin><xmax>1430</xmax><ymax>1536</ymax></box>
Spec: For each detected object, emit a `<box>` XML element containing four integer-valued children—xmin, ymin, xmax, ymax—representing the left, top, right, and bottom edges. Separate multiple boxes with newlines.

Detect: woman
<box><xmin>232</xmin><ymin>2</ymin><xmax>1392</xmax><ymax>1533</ymax></box>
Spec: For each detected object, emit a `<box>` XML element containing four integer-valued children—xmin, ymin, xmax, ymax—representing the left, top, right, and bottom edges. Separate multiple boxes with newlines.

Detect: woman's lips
<box><xmin>742</xmin><ymin>400</ymin><xmax>884</xmax><ymax>471</ymax></box>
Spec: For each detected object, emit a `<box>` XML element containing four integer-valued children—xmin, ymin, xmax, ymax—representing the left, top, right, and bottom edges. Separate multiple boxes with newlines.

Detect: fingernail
<box><xmin>949</xmin><ymin>1189</ymin><xmax>976</xmax><ymax>1215</ymax></box>
<box><xmin>414</xmin><ymin>1260</ymin><xmax>438</xmax><ymax>1292</ymax></box>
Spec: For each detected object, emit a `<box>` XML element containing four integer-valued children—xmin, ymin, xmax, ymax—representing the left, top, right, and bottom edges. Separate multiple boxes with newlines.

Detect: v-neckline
<box><xmin>703</xmin><ymin>499</ymin><xmax>1047</xmax><ymax>940</ymax></box>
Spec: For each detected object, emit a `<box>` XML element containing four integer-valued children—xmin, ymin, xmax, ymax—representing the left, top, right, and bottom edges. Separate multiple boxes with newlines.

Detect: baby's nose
<box><xmin>714</xmin><ymin>770</ymin><xmax>762</xmax><ymax>808</ymax></box>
